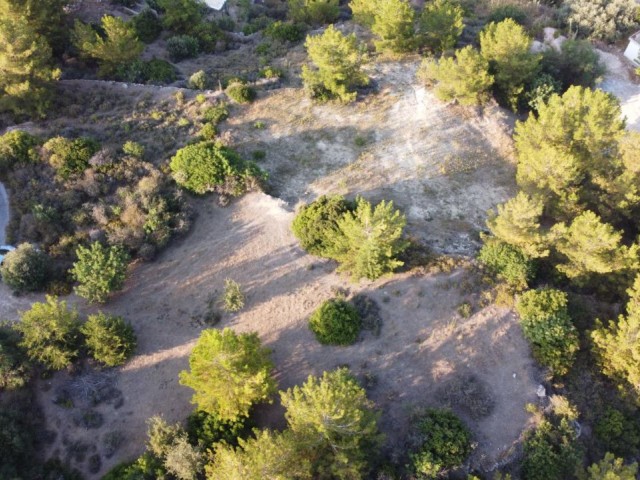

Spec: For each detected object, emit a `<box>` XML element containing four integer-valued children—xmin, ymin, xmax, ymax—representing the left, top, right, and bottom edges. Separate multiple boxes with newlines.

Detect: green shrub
<box><xmin>371</xmin><ymin>0</ymin><xmax>416</xmax><ymax>54</ymax></box>
<box><xmin>81</xmin><ymin>312</ymin><xmax>137</xmax><ymax>367</ymax></box>
<box><xmin>478</xmin><ymin>238</ymin><xmax>535</xmax><ymax>290</ymax></box>
<box><xmin>567</xmin><ymin>0</ymin><xmax>637</xmax><ymax>42</ymax></box>
<box><xmin>487</xmin><ymin>4</ymin><xmax>527</xmax><ymax>25</ymax></box>
<box><xmin>594</xmin><ymin>407</ymin><xmax>640</xmax><ymax>457</ymax></box>
<box><xmin>167</xmin><ymin>35</ymin><xmax>200</xmax><ymax>61</ymax></box>
<box><xmin>309</xmin><ymin>298</ymin><xmax>361</xmax><ymax>345</ymax></box>
<box><xmin>225</xmin><ymin>82</ymin><xmax>256</xmax><ymax>104</ymax></box>
<box><xmin>15</xmin><ymin>296</ymin><xmax>80</xmax><ymax>370</ymax></box>
<box><xmin>411</xmin><ymin>409</ymin><xmax>472</xmax><ymax>478</ymax></box>
<box><xmin>418</xmin><ymin>0</ymin><xmax>464</xmax><ymax>54</ymax></box>
<box><xmin>526</xmin><ymin>73</ymin><xmax>561</xmax><ymax>112</ymax></box>
<box><xmin>117</xmin><ymin>58</ymin><xmax>177</xmax><ymax>84</ymax></box>
<box><xmin>515</xmin><ymin>289</ymin><xmax>579</xmax><ymax>376</ymax></box>
<box><xmin>265</xmin><ymin>21</ymin><xmax>305</xmax><ymax>42</ymax></box>
<box><xmin>202</xmin><ymin>103</ymin><xmax>229</xmax><ymax>124</ymax></box>
<box><xmin>42</xmin><ymin>136</ymin><xmax>100</xmax><ymax>178</ymax></box>
<box><xmin>292</xmin><ymin>196</ymin><xmax>353</xmax><ymax>257</ymax></box>
<box><xmin>189</xmin><ymin>70</ymin><xmax>208</xmax><ymax>89</ymax></box>
<box><xmin>288</xmin><ymin>0</ymin><xmax>339</xmax><ymax>25</ymax></box>
<box><xmin>259</xmin><ymin>66</ymin><xmax>284</xmax><ymax>79</ymax></box>
<box><xmin>169</xmin><ymin>141</ymin><xmax>264</xmax><ymax>196</ymax></box>
<box><xmin>522</xmin><ymin>418</ymin><xmax>582</xmax><ymax>480</ymax></box>
<box><xmin>221</xmin><ymin>279</ymin><xmax>244</xmax><ymax>312</ymax></box>
<box><xmin>192</xmin><ymin>20</ymin><xmax>225</xmax><ymax>53</ymax></box>
<box><xmin>0</xmin><ymin>243</ymin><xmax>49</xmax><ymax>293</ymax></box>
<box><xmin>186</xmin><ymin>410</ymin><xmax>250</xmax><ymax>450</ymax></box>
<box><xmin>0</xmin><ymin>323</ymin><xmax>31</xmax><ymax>390</ymax></box>
<box><xmin>540</xmin><ymin>40</ymin><xmax>605</xmax><ymax>91</ymax></box>
<box><xmin>71</xmin><ymin>242</ymin><xmax>130</xmax><ymax>304</ymax></box>
<box><xmin>122</xmin><ymin>141</ymin><xmax>145</xmax><ymax>158</ymax></box>
<box><xmin>0</xmin><ymin>130</ymin><xmax>40</xmax><ymax>171</ymax></box>
<box><xmin>198</xmin><ymin>123</ymin><xmax>217</xmax><ymax>141</ymax></box>
<box><xmin>133</xmin><ymin>8</ymin><xmax>163</xmax><ymax>43</ymax></box>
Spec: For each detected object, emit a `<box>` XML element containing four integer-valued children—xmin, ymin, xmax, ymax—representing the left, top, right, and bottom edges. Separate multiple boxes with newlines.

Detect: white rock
<box><xmin>536</xmin><ymin>384</ymin><xmax>546</xmax><ymax>397</ymax></box>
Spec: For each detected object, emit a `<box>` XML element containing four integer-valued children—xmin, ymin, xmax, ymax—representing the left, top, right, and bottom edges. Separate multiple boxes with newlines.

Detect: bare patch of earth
<box><xmin>597</xmin><ymin>47</ymin><xmax>640</xmax><ymax>131</ymax></box>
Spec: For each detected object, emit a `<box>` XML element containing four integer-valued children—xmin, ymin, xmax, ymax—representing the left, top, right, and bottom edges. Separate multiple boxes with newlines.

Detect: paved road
<box><xmin>0</xmin><ymin>183</ymin><xmax>8</xmax><ymax>244</ymax></box>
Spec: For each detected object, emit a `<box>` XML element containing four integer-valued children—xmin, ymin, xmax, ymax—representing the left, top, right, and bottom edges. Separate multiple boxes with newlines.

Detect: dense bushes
<box><xmin>0</xmin><ymin>243</ymin><xmax>49</xmax><ymax>293</ymax></box>
<box><xmin>515</xmin><ymin>289</ymin><xmax>579</xmax><ymax>376</ymax></box>
<box><xmin>225</xmin><ymin>81</ymin><xmax>256</xmax><ymax>104</ymax></box>
<box><xmin>567</xmin><ymin>0</ymin><xmax>637</xmax><ymax>42</ymax></box>
<box><xmin>288</xmin><ymin>0</ymin><xmax>339</xmax><ymax>25</ymax></box>
<box><xmin>170</xmin><ymin>141</ymin><xmax>264</xmax><ymax>196</ymax></box>
<box><xmin>292</xmin><ymin>195</ymin><xmax>407</xmax><ymax>280</ymax></box>
<box><xmin>371</xmin><ymin>0</ymin><xmax>416</xmax><ymax>54</ymax></box>
<box><xmin>71</xmin><ymin>242</ymin><xmax>130</xmax><ymax>303</ymax></box>
<box><xmin>133</xmin><ymin>8</ymin><xmax>163</xmax><ymax>43</ymax></box>
<box><xmin>302</xmin><ymin>25</ymin><xmax>369</xmax><ymax>103</ymax></box>
<box><xmin>81</xmin><ymin>312</ymin><xmax>137</xmax><ymax>366</ymax></box>
<box><xmin>166</xmin><ymin>35</ymin><xmax>200</xmax><ymax>61</ymax></box>
<box><xmin>117</xmin><ymin>58</ymin><xmax>177</xmax><ymax>84</ymax></box>
<box><xmin>186</xmin><ymin>410</ymin><xmax>251</xmax><ymax>450</ymax></box>
<box><xmin>418</xmin><ymin>0</ymin><xmax>464</xmax><ymax>54</ymax></box>
<box><xmin>0</xmin><ymin>130</ymin><xmax>39</xmax><ymax>171</ymax></box>
<box><xmin>410</xmin><ymin>409</ymin><xmax>472</xmax><ymax>478</ymax></box>
<box><xmin>264</xmin><ymin>21</ymin><xmax>305</xmax><ymax>43</ymax></box>
<box><xmin>309</xmin><ymin>298</ymin><xmax>361</xmax><ymax>345</ymax></box>
<box><xmin>478</xmin><ymin>239</ymin><xmax>534</xmax><ymax>290</ymax></box>
<box><xmin>42</xmin><ymin>136</ymin><xmax>100</xmax><ymax>178</ymax></box>
<box><xmin>179</xmin><ymin>328</ymin><xmax>276</xmax><ymax>420</ymax></box>
<box><xmin>15</xmin><ymin>296</ymin><xmax>80</xmax><ymax>370</ymax></box>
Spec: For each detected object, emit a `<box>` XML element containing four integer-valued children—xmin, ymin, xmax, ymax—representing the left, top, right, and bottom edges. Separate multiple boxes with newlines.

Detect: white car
<box><xmin>0</xmin><ymin>245</ymin><xmax>15</xmax><ymax>264</ymax></box>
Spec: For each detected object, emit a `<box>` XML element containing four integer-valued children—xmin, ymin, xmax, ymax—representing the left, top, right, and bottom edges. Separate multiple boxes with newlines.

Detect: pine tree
<box><xmin>418</xmin><ymin>0</ymin><xmax>464</xmax><ymax>54</ymax></box>
<box><xmin>480</xmin><ymin>19</ymin><xmax>540</xmax><ymax>110</ymax></box>
<box><xmin>487</xmin><ymin>192</ymin><xmax>548</xmax><ymax>259</ymax></box>
<box><xmin>179</xmin><ymin>328</ymin><xmax>276</xmax><ymax>421</ymax></box>
<box><xmin>372</xmin><ymin>0</ymin><xmax>416</xmax><ymax>54</ymax></box>
<box><xmin>301</xmin><ymin>25</ymin><xmax>369</xmax><ymax>103</ymax></box>
<box><xmin>12</xmin><ymin>0</ymin><xmax>69</xmax><ymax>56</ymax></box>
<box><xmin>350</xmin><ymin>0</ymin><xmax>381</xmax><ymax>27</ymax></box>
<box><xmin>73</xmin><ymin>15</ymin><xmax>143</xmax><ymax>77</ymax></box>
<box><xmin>327</xmin><ymin>197</ymin><xmax>408</xmax><ymax>280</ymax></box>
<box><xmin>0</xmin><ymin>0</ymin><xmax>60</xmax><ymax>117</ymax></box>
<box><xmin>419</xmin><ymin>46</ymin><xmax>494</xmax><ymax>106</ymax></box>
<box><xmin>592</xmin><ymin>276</ymin><xmax>640</xmax><ymax>397</ymax></box>
<box><xmin>585</xmin><ymin>453</ymin><xmax>638</xmax><ymax>480</ymax></box>
<box><xmin>158</xmin><ymin>0</ymin><xmax>203</xmax><ymax>33</ymax></box>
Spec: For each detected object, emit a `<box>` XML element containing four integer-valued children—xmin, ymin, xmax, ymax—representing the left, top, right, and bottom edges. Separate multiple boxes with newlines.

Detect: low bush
<box><xmin>258</xmin><ymin>66</ymin><xmax>284</xmax><ymax>79</ymax></box>
<box><xmin>515</xmin><ymin>289</ymin><xmax>579</xmax><ymax>376</ymax></box>
<box><xmin>0</xmin><ymin>243</ymin><xmax>50</xmax><ymax>293</ymax></box>
<box><xmin>221</xmin><ymin>279</ymin><xmax>244</xmax><ymax>312</ymax></box>
<box><xmin>169</xmin><ymin>141</ymin><xmax>265</xmax><ymax>196</ymax></box>
<box><xmin>478</xmin><ymin>238</ymin><xmax>535</xmax><ymax>290</ymax></box>
<box><xmin>202</xmin><ymin>103</ymin><xmax>229</xmax><ymax>124</ymax></box>
<box><xmin>526</xmin><ymin>73</ymin><xmax>561</xmax><ymax>112</ymax></box>
<box><xmin>411</xmin><ymin>409</ymin><xmax>472</xmax><ymax>478</ymax></box>
<box><xmin>0</xmin><ymin>130</ymin><xmax>40</xmax><ymax>171</ymax></box>
<box><xmin>133</xmin><ymin>8</ymin><xmax>163</xmax><ymax>43</ymax></box>
<box><xmin>288</xmin><ymin>0</ymin><xmax>339</xmax><ymax>25</ymax></box>
<box><xmin>292</xmin><ymin>195</ymin><xmax>353</xmax><ymax>257</ymax></box>
<box><xmin>15</xmin><ymin>296</ymin><xmax>80</xmax><ymax>370</ymax></box>
<box><xmin>189</xmin><ymin>70</ymin><xmax>208</xmax><ymax>89</ymax></box>
<box><xmin>42</xmin><ymin>136</ymin><xmax>100</xmax><ymax>179</ymax></box>
<box><xmin>81</xmin><ymin>312</ymin><xmax>137</xmax><ymax>367</ymax></box>
<box><xmin>186</xmin><ymin>410</ymin><xmax>251</xmax><ymax>450</ymax></box>
<box><xmin>264</xmin><ymin>21</ymin><xmax>305</xmax><ymax>42</ymax></box>
<box><xmin>167</xmin><ymin>35</ymin><xmax>200</xmax><ymax>61</ymax></box>
<box><xmin>225</xmin><ymin>82</ymin><xmax>256</xmax><ymax>104</ymax></box>
<box><xmin>487</xmin><ymin>4</ymin><xmax>527</xmax><ymax>25</ymax></box>
<box><xmin>116</xmin><ymin>58</ymin><xmax>177</xmax><ymax>84</ymax></box>
<box><xmin>594</xmin><ymin>407</ymin><xmax>640</xmax><ymax>457</ymax></box>
<box><xmin>71</xmin><ymin>242</ymin><xmax>130</xmax><ymax>304</ymax></box>
<box><xmin>540</xmin><ymin>40</ymin><xmax>605</xmax><ymax>91</ymax></box>
<box><xmin>309</xmin><ymin>298</ymin><xmax>361</xmax><ymax>345</ymax></box>
<box><xmin>122</xmin><ymin>141</ymin><xmax>145</xmax><ymax>158</ymax></box>
<box><xmin>0</xmin><ymin>323</ymin><xmax>31</xmax><ymax>389</ymax></box>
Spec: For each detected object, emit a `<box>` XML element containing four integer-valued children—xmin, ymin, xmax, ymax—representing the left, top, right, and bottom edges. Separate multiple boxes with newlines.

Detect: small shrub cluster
<box><xmin>264</xmin><ymin>21</ymin><xmax>305</xmax><ymax>42</ymax></box>
<box><xmin>117</xmin><ymin>58</ymin><xmax>177</xmax><ymax>85</ymax></box>
<box><xmin>0</xmin><ymin>323</ymin><xmax>31</xmax><ymax>390</ymax></box>
<box><xmin>80</xmin><ymin>313</ymin><xmax>137</xmax><ymax>367</ymax></box>
<box><xmin>0</xmin><ymin>130</ymin><xmax>40</xmax><ymax>171</ymax></box>
<box><xmin>71</xmin><ymin>242</ymin><xmax>129</xmax><ymax>303</ymax></box>
<box><xmin>42</xmin><ymin>136</ymin><xmax>100</xmax><ymax>179</ymax></box>
<box><xmin>288</xmin><ymin>0</ymin><xmax>339</xmax><ymax>25</ymax></box>
<box><xmin>189</xmin><ymin>70</ymin><xmax>208</xmax><ymax>90</ymax></box>
<box><xmin>167</xmin><ymin>35</ymin><xmax>200</xmax><ymax>61</ymax></box>
<box><xmin>133</xmin><ymin>8</ymin><xmax>163</xmax><ymax>43</ymax></box>
<box><xmin>309</xmin><ymin>298</ymin><xmax>361</xmax><ymax>345</ymax></box>
<box><xmin>225</xmin><ymin>81</ymin><xmax>256</xmax><ymax>104</ymax></box>
<box><xmin>478</xmin><ymin>238</ymin><xmax>535</xmax><ymax>290</ymax></box>
<box><xmin>221</xmin><ymin>279</ymin><xmax>245</xmax><ymax>312</ymax></box>
<box><xmin>0</xmin><ymin>243</ymin><xmax>50</xmax><ymax>293</ymax></box>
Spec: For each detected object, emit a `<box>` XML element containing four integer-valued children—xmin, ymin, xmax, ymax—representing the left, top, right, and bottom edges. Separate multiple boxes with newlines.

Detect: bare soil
<box><xmin>597</xmin><ymin>47</ymin><xmax>640</xmax><ymax>131</ymax></box>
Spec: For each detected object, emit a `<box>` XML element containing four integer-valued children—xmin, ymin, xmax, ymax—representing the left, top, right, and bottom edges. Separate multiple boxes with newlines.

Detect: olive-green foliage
<box><xmin>327</xmin><ymin>197</ymin><xmax>409</xmax><ymax>280</ymax></box>
<box><xmin>515</xmin><ymin>289</ymin><xmax>579</xmax><ymax>376</ymax></box>
<box><xmin>591</xmin><ymin>275</ymin><xmax>640</xmax><ymax>398</ymax></box>
<box><xmin>594</xmin><ymin>408</ymin><xmax>640</xmax><ymax>457</ymax></box>
<box><xmin>350</xmin><ymin>0</ymin><xmax>380</xmax><ymax>26</ymax></box>
<box><xmin>309</xmin><ymin>298</ymin><xmax>361</xmax><ymax>345</ymax></box>
<box><xmin>225</xmin><ymin>81</ymin><xmax>256</xmax><ymax>104</ymax></box>
<box><xmin>419</xmin><ymin>46</ymin><xmax>494</xmax><ymax>106</ymax></box>
<box><xmin>526</xmin><ymin>73</ymin><xmax>561</xmax><ymax>112</ymax></box>
<box><xmin>202</xmin><ymin>103</ymin><xmax>229</xmax><ymax>124</ymax></box>
<box><xmin>288</xmin><ymin>0</ymin><xmax>339</xmax><ymax>25</ymax></box>
<box><xmin>477</xmin><ymin>238</ymin><xmax>534</xmax><ymax>290</ymax></box>
<box><xmin>567</xmin><ymin>0</ymin><xmax>637</xmax><ymax>42</ymax></box>
<box><xmin>521</xmin><ymin>418</ymin><xmax>582</xmax><ymax>480</ymax></box>
<box><xmin>133</xmin><ymin>8</ymin><xmax>163</xmax><ymax>43</ymax></box>
<box><xmin>71</xmin><ymin>242</ymin><xmax>130</xmax><ymax>304</ymax></box>
<box><xmin>169</xmin><ymin>141</ymin><xmax>264</xmax><ymax>196</ymax></box>
<box><xmin>221</xmin><ymin>279</ymin><xmax>244</xmax><ymax>312</ymax></box>
<box><xmin>0</xmin><ymin>130</ymin><xmax>39</xmax><ymax>171</ymax></box>
<box><xmin>73</xmin><ymin>15</ymin><xmax>143</xmax><ymax>76</ymax></box>
<box><xmin>292</xmin><ymin>195</ymin><xmax>353</xmax><ymax>257</ymax></box>
<box><xmin>166</xmin><ymin>35</ymin><xmax>200</xmax><ymax>61</ymax></box>
<box><xmin>189</xmin><ymin>70</ymin><xmax>208</xmax><ymax>89</ymax></box>
<box><xmin>206</xmin><ymin>429</ymin><xmax>312</xmax><ymax>480</ymax></box>
<box><xmin>372</xmin><ymin>0</ymin><xmax>416</xmax><ymax>54</ymax></box>
<box><xmin>301</xmin><ymin>25</ymin><xmax>369</xmax><ymax>103</ymax></box>
<box><xmin>540</xmin><ymin>40</ymin><xmax>605</xmax><ymax>91</ymax></box>
<box><xmin>280</xmin><ymin>368</ymin><xmax>382</xmax><ymax>479</ymax></box>
<box><xmin>146</xmin><ymin>416</ymin><xmax>204</xmax><ymax>480</ymax></box>
<box><xmin>480</xmin><ymin>19</ymin><xmax>540</xmax><ymax>110</ymax></box>
<box><xmin>586</xmin><ymin>453</ymin><xmax>638</xmax><ymax>480</ymax></box>
<box><xmin>410</xmin><ymin>409</ymin><xmax>472</xmax><ymax>479</ymax></box>
<box><xmin>80</xmin><ymin>312</ymin><xmax>137</xmax><ymax>367</ymax></box>
<box><xmin>42</xmin><ymin>136</ymin><xmax>100</xmax><ymax>179</ymax></box>
<box><xmin>158</xmin><ymin>0</ymin><xmax>203</xmax><ymax>33</ymax></box>
<box><xmin>0</xmin><ymin>323</ymin><xmax>31</xmax><ymax>390</ymax></box>
<box><xmin>264</xmin><ymin>21</ymin><xmax>305</xmax><ymax>42</ymax></box>
<box><xmin>117</xmin><ymin>58</ymin><xmax>177</xmax><ymax>84</ymax></box>
<box><xmin>487</xmin><ymin>4</ymin><xmax>527</xmax><ymax>25</ymax></box>
<box><xmin>0</xmin><ymin>243</ymin><xmax>49</xmax><ymax>293</ymax></box>
<box><xmin>179</xmin><ymin>328</ymin><xmax>276</xmax><ymax>421</ymax></box>
<box><xmin>0</xmin><ymin>0</ymin><xmax>61</xmax><ymax>118</ymax></box>
<box><xmin>418</xmin><ymin>0</ymin><xmax>464</xmax><ymax>54</ymax></box>
<box><xmin>186</xmin><ymin>410</ymin><xmax>250</xmax><ymax>450</ymax></box>
<box><xmin>122</xmin><ymin>141</ymin><xmax>145</xmax><ymax>158</ymax></box>
<box><xmin>15</xmin><ymin>296</ymin><xmax>80</xmax><ymax>370</ymax></box>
